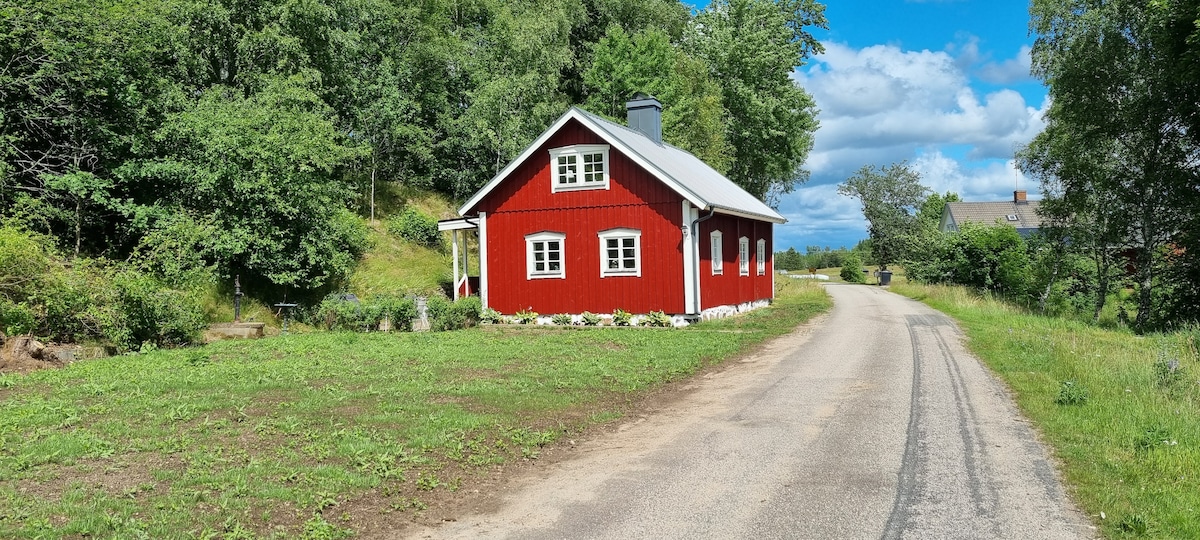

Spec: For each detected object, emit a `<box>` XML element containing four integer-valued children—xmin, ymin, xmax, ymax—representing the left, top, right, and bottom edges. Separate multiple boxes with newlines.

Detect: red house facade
<box><xmin>439</xmin><ymin>97</ymin><xmax>785</xmax><ymax>321</ymax></box>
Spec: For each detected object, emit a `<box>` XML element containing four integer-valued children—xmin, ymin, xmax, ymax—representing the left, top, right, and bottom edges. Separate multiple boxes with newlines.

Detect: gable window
<box><xmin>549</xmin><ymin>145</ymin><xmax>609</xmax><ymax>192</ymax></box>
<box><xmin>710</xmin><ymin>230</ymin><xmax>723</xmax><ymax>275</ymax></box>
<box><xmin>756</xmin><ymin>239</ymin><xmax>766</xmax><ymax>275</ymax></box>
<box><xmin>739</xmin><ymin>237</ymin><xmax>750</xmax><ymax>276</ymax></box>
<box><xmin>526</xmin><ymin>231</ymin><xmax>565</xmax><ymax>279</ymax></box>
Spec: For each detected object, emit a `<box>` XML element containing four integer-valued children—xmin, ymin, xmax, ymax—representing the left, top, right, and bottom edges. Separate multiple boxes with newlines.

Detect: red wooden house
<box><xmin>438</xmin><ymin>96</ymin><xmax>785</xmax><ymax>322</ymax></box>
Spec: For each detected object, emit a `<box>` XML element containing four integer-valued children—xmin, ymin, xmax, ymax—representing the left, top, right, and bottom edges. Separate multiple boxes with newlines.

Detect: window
<box><xmin>710</xmin><ymin>230</ymin><xmax>723</xmax><ymax>275</ymax></box>
<box><xmin>756</xmin><ymin>239</ymin><xmax>766</xmax><ymax>275</ymax></box>
<box><xmin>598</xmin><ymin>228</ymin><xmax>641</xmax><ymax>277</ymax></box>
<box><xmin>739</xmin><ymin>237</ymin><xmax>750</xmax><ymax>276</ymax></box>
<box><xmin>526</xmin><ymin>232</ymin><xmax>565</xmax><ymax>279</ymax></box>
<box><xmin>549</xmin><ymin>145</ymin><xmax>609</xmax><ymax>192</ymax></box>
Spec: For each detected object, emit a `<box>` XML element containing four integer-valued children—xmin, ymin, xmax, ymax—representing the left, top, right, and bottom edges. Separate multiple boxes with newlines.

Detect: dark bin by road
<box><xmin>878</xmin><ymin>270</ymin><xmax>893</xmax><ymax>286</ymax></box>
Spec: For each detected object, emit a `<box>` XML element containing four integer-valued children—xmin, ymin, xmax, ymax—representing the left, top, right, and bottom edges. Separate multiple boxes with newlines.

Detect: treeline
<box><xmin>0</xmin><ymin>0</ymin><xmax>826</xmax><ymax>298</ymax></box>
<box><xmin>774</xmin><ymin>244</ymin><xmax>870</xmax><ymax>272</ymax></box>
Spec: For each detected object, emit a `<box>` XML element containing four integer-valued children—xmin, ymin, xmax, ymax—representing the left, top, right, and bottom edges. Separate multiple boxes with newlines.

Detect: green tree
<box><xmin>689</xmin><ymin>0</ymin><xmax>826</xmax><ymax>203</ymax></box>
<box><xmin>1026</xmin><ymin>0</ymin><xmax>1198</xmax><ymax>329</ymax></box>
<box><xmin>837</xmin><ymin>162</ymin><xmax>929</xmax><ymax>271</ymax></box>
<box><xmin>583</xmin><ymin>26</ymin><xmax>731</xmax><ymax>171</ymax></box>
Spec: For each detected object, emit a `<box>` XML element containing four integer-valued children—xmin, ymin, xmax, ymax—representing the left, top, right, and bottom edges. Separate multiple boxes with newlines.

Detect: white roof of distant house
<box><xmin>459</xmin><ymin>107</ymin><xmax>786</xmax><ymax>224</ymax></box>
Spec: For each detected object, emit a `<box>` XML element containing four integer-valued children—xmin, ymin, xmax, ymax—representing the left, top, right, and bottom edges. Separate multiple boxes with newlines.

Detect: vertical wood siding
<box><xmin>698</xmin><ymin>216</ymin><xmax>774</xmax><ymax>310</ymax></box>
<box><xmin>474</xmin><ymin>118</ymin><xmax>775</xmax><ymax>315</ymax></box>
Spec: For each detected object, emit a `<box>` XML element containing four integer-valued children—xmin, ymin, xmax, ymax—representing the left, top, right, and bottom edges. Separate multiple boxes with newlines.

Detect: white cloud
<box><xmin>776</xmin><ymin>39</ymin><xmax>1048</xmax><ymax>250</ymax></box>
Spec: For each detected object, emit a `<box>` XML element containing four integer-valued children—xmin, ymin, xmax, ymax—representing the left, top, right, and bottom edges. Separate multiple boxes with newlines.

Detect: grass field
<box><xmin>893</xmin><ymin>283</ymin><xmax>1200</xmax><ymax>538</ymax></box>
<box><xmin>0</xmin><ymin>280</ymin><xmax>829</xmax><ymax>539</ymax></box>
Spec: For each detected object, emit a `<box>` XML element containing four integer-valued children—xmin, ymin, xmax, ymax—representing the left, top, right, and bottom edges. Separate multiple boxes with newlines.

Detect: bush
<box><xmin>427</xmin><ymin>295</ymin><xmax>481</xmax><ymax>331</ymax></box>
<box><xmin>612</xmin><ymin>308</ymin><xmax>632</xmax><ymax>326</ymax></box>
<box><xmin>0</xmin><ymin>299</ymin><xmax>36</xmax><ymax>335</ymax></box>
<box><xmin>641</xmin><ymin>310</ymin><xmax>672</xmax><ymax>327</ymax></box>
<box><xmin>87</xmin><ymin>268</ymin><xmax>206</xmax><ymax>351</ymax></box>
<box><xmin>840</xmin><ymin>255</ymin><xmax>866</xmax><ymax>283</ymax></box>
<box><xmin>388</xmin><ymin>208</ymin><xmax>440</xmax><ymax>248</ymax></box>
<box><xmin>480</xmin><ymin>307</ymin><xmax>503</xmax><ymax>324</ymax></box>
<box><xmin>580</xmin><ymin>311</ymin><xmax>602</xmax><ymax>326</ymax></box>
<box><xmin>376</xmin><ymin>295</ymin><xmax>417</xmax><ymax>332</ymax></box>
<box><xmin>551</xmin><ymin>313</ymin><xmax>572</xmax><ymax>325</ymax></box>
<box><xmin>315</xmin><ymin>293</ymin><xmax>417</xmax><ymax>332</ymax></box>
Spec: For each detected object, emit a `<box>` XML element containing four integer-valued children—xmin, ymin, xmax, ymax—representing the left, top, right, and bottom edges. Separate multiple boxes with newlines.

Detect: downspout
<box><xmin>690</xmin><ymin>208</ymin><xmax>716</xmax><ymax>315</ymax></box>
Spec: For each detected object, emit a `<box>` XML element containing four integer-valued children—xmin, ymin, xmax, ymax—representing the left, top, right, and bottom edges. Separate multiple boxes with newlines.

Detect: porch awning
<box><xmin>437</xmin><ymin>218</ymin><xmax>478</xmax><ymax>232</ymax></box>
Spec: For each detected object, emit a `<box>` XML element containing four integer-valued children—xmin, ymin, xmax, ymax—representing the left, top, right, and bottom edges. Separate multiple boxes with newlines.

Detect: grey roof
<box><xmin>941</xmin><ymin>201</ymin><xmax>1044</xmax><ymax>236</ymax></box>
<box><xmin>459</xmin><ymin>107</ymin><xmax>785</xmax><ymax>224</ymax></box>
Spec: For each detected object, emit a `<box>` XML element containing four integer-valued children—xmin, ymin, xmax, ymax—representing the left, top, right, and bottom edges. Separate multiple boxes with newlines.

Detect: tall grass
<box><xmin>893</xmin><ymin>282</ymin><xmax>1200</xmax><ymax>538</ymax></box>
<box><xmin>0</xmin><ymin>280</ymin><xmax>828</xmax><ymax>539</ymax></box>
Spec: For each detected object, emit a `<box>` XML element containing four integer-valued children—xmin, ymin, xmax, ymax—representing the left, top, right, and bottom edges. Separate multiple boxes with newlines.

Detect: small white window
<box><xmin>756</xmin><ymin>239</ymin><xmax>766</xmax><ymax>275</ymax></box>
<box><xmin>549</xmin><ymin>145</ymin><xmax>609</xmax><ymax>192</ymax></box>
<box><xmin>739</xmin><ymin>237</ymin><xmax>750</xmax><ymax>276</ymax></box>
<box><xmin>526</xmin><ymin>231</ymin><xmax>565</xmax><ymax>279</ymax></box>
<box><xmin>710</xmin><ymin>230</ymin><xmax>723</xmax><ymax>275</ymax></box>
<box><xmin>598</xmin><ymin>228</ymin><xmax>641</xmax><ymax>277</ymax></box>
<box><xmin>1006</xmin><ymin>214</ymin><xmax>1019</xmax><ymax>221</ymax></box>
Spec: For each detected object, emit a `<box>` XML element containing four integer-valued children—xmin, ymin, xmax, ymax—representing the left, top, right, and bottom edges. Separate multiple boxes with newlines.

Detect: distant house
<box><xmin>437</xmin><ymin>95</ymin><xmax>784</xmax><ymax>321</ymax></box>
<box><xmin>940</xmin><ymin>190</ymin><xmax>1043</xmax><ymax>237</ymax></box>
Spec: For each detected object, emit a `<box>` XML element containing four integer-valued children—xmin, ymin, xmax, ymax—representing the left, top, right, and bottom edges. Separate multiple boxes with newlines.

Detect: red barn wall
<box><xmin>477</xmin><ymin>119</ymin><xmax>687</xmax><ymax>315</ymax></box>
<box><xmin>698</xmin><ymin>215</ymin><xmax>773</xmax><ymax>310</ymax></box>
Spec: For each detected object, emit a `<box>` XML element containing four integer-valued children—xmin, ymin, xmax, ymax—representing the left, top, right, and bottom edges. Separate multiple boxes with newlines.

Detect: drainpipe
<box><xmin>690</xmin><ymin>208</ymin><xmax>716</xmax><ymax>315</ymax></box>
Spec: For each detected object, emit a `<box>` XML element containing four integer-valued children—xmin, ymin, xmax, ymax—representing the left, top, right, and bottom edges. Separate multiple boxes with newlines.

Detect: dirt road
<box><xmin>406</xmin><ymin>284</ymin><xmax>1095</xmax><ymax>539</ymax></box>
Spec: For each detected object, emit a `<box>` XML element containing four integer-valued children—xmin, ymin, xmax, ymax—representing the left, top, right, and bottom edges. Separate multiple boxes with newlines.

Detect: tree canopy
<box><xmin>837</xmin><ymin>162</ymin><xmax>929</xmax><ymax>270</ymax></box>
<box><xmin>0</xmin><ymin>0</ymin><xmax>827</xmax><ymax>294</ymax></box>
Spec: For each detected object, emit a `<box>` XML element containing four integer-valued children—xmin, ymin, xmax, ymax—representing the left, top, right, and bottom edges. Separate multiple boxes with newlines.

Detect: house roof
<box><xmin>942</xmin><ymin>200</ymin><xmax>1044</xmax><ymax>234</ymax></box>
<box><xmin>458</xmin><ymin>107</ymin><xmax>786</xmax><ymax>224</ymax></box>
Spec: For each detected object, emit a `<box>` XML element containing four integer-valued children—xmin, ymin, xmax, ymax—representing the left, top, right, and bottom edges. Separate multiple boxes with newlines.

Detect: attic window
<box><xmin>1006</xmin><ymin>214</ymin><xmax>1019</xmax><ymax>221</ymax></box>
<box><xmin>549</xmin><ymin>145</ymin><xmax>609</xmax><ymax>192</ymax></box>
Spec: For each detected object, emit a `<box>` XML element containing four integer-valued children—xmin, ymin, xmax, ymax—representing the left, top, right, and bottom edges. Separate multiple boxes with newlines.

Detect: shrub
<box><xmin>427</xmin><ymin>295</ymin><xmax>481</xmax><ymax>331</ymax></box>
<box><xmin>316</xmin><ymin>294</ymin><xmax>370</xmax><ymax>331</ymax></box>
<box><xmin>387</xmin><ymin>208</ymin><xmax>440</xmax><ymax>248</ymax></box>
<box><xmin>840</xmin><ymin>255</ymin><xmax>866</xmax><ymax>283</ymax></box>
<box><xmin>375</xmin><ymin>294</ymin><xmax>416</xmax><ymax>332</ymax></box>
<box><xmin>88</xmin><ymin>268</ymin><xmax>206</xmax><ymax>351</ymax></box>
<box><xmin>612</xmin><ymin>308</ymin><xmax>632</xmax><ymax>326</ymax></box>
<box><xmin>551</xmin><ymin>313</ymin><xmax>572</xmax><ymax>325</ymax></box>
<box><xmin>641</xmin><ymin>310</ymin><xmax>672</xmax><ymax>327</ymax></box>
<box><xmin>0</xmin><ymin>300</ymin><xmax>36</xmax><ymax>335</ymax></box>
<box><xmin>514</xmin><ymin>308</ymin><xmax>538</xmax><ymax>325</ymax></box>
<box><xmin>480</xmin><ymin>307</ymin><xmax>503</xmax><ymax>324</ymax></box>
<box><xmin>580</xmin><ymin>311</ymin><xmax>602</xmax><ymax>326</ymax></box>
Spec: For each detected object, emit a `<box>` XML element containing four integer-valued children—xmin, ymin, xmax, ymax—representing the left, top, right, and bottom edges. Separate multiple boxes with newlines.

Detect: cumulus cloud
<box><xmin>794</xmin><ymin>41</ymin><xmax>1047</xmax><ymax>179</ymax></box>
<box><xmin>777</xmin><ymin>39</ymin><xmax>1048</xmax><ymax>251</ymax></box>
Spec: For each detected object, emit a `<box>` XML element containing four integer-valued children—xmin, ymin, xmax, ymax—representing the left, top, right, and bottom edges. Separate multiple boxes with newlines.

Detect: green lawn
<box><xmin>893</xmin><ymin>283</ymin><xmax>1200</xmax><ymax>539</ymax></box>
<box><xmin>0</xmin><ymin>280</ymin><xmax>829</xmax><ymax>539</ymax></box>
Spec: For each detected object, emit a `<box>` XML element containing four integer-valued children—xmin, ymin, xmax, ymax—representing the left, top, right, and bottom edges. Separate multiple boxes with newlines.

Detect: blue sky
<box><xmin>775</xmin><ymin>0</ymin><xmax>1047</xmax><ymax>252</ymax></box>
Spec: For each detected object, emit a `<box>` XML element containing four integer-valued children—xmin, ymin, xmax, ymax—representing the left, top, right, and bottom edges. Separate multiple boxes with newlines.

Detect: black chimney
<box><xmin>626</xmin><ymin>93</ymin><xmax>662</xmax><ymax>144</ymax></box>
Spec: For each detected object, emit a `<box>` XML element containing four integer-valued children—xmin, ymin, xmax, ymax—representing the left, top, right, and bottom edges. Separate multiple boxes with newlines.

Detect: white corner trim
<box><xmin>478</xmin><ymin>212</ymin><xmax>488</xmax><ymax>308</ymax></box>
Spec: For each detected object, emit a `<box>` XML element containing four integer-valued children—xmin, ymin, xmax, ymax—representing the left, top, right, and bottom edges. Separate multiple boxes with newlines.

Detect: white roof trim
<box><xmin>459</xmin><ymin>107</ymin><xmax>709</xmax><ymax>215</ymax></box>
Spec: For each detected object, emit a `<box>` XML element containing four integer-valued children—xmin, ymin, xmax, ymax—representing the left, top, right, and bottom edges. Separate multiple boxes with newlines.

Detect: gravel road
<box><xmin>406</xmin><ymin>284</ymin><xmax>1096</xmax><ymax>539</ymax></box>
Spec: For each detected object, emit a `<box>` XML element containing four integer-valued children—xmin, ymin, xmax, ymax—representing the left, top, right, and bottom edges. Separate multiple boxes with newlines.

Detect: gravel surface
<box><xmin>405</xmin><ymin>284</ymin><xmax>1096</xmax><ymax>539</ymax></box>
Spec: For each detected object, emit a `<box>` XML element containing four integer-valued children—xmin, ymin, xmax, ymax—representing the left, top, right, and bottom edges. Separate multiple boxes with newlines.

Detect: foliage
<box><xmin>428</xmin><ymin>295</ymin><xmax>482</xmax><ymax>331</ymax></box>
<box><xmin>480</xmin><ymin>307</ymin><xmax>504</xmax><ymax>324</ymax></box>
<box><xmin>88</xmin><ymin>267</ymin><xmax>207</xmax><ymax>351</ymax></box>
<box><xmin>1023</xmin><ymin>0</ymin><xmax>1200</xmax><ymax>331</ymax></box>
<box><xmin>688</xmin><ymin>0</ymin><xmax>826</xmax><ymax>204</ymax></box>
<box><xmin>514</xmin><ymin>308</ymin><xmax>538</xmax><ymax>325</ymax></box>
<box><xmin>551</xmin><ymin>313</ymin><xmax>573</xmax><ymax>325</ymax></box>
<box><xmin>839</xmin><ymin>254</ymin><xmax>865</xmax><ymax>283</ymax></box>
<box><xmin>611</xmin><ymin>308</ymin><xmax>632</xmax><ymax>326</ymax></box>
<box><xmin>837</xmin><ymin>162</ymin><xmax>929</xmax><ymax>270</ymax></box>
<box><xmin>387</xmin><ymin>208</ymin><xmax>441</xmax><ymax>249</ymax></box>
<box><xmin>775</xmin><ymin>247</ymin><xmax>803</xmax><ymax>271</ymax></box>
<box><xmin>0</xmin><ymin>299</ymin><xmax>35</xmax><ymax>336</ymax></box>
<box><xmin>1054</xmin><ymin>380</ymin><xmax>1088</xmax><ymax>406</ymax></box>
<box><xmin>580</xmin><ymin>311</ymin><xmax>602</xmax><ymax>326</ymax></box>
<box><xmin>641</xmin><ymin>310</ymin><xmax>673</xmax><ymax>327</ymax></box>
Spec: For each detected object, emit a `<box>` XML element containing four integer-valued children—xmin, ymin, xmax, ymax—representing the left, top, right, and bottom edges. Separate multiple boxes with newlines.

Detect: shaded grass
<box><xmin>893</xmin><ymin>282</ymin><xmax>1200</xmax><ymax>538</ymax></box>
<box><xmin>0</xmin><ymin>279</ymin><xmax>829</xmax><ymax>538</ymax></box>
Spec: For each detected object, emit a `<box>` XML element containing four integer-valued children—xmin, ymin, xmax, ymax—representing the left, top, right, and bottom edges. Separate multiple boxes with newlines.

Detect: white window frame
<box><xmin>525</xmin><ymin>231</ymin><xmax>566</xmax><ymax>279</ymax></box>
<box><xmin>598</xmin><ymin>228</ymin><xmax>642</xmax><ymax>277</ymax></box>
<box><xmin>710</xmin><ymin>230</ymin><xmax>723</xmax><ymax>275</ymax></box>
<box><xmin>756</xmin><ymin>239</ymin><xmax>766</xmax><ymax>275</ymax></box>
<box><xmin>739</xmin><ymin>237</ymin><xmax>750</xmax><ymax>276</ymax></box>
<box><xmin>549</xmin><ymin>145</ymin><xmax>610</xmax><ymax>192</ymax></box>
